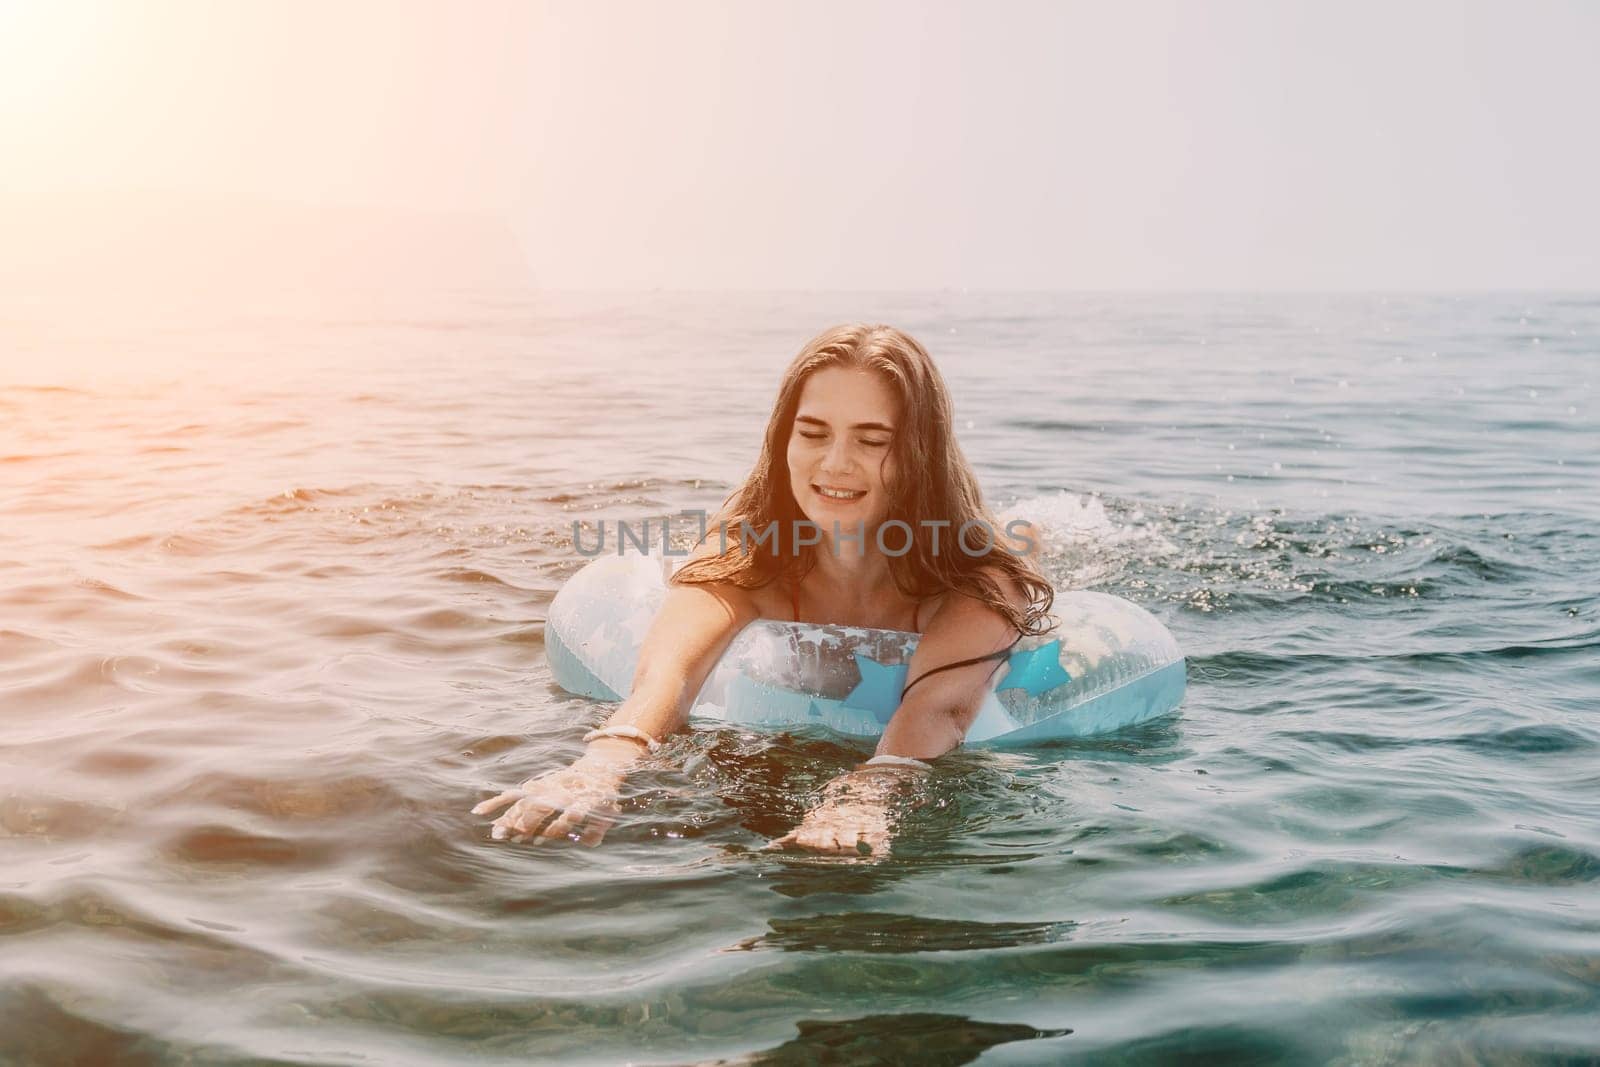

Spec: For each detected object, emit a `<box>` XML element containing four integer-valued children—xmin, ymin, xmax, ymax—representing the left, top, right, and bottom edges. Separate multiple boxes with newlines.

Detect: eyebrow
<box><xmin>795</xmin><ymin>414</ymin><xmax>896</xmax><ymax>433</ymax></box>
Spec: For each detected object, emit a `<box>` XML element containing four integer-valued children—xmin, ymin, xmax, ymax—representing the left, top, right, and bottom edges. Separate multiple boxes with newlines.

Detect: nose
<box><xmin>818</xmin><ymin>437</ymin><xmax>855</xmax><ymax>476</ymax></box>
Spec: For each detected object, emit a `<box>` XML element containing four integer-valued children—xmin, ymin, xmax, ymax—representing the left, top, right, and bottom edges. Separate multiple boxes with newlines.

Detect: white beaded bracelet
<box><xmin>582</xmin><ymin>725</ymin><xmax>661</xmax><ymax>754</ymax></box>
<box><xmin>864</xmin><ymin>753</ymin><xmax>933</xmax><ymax>771</ymax></box>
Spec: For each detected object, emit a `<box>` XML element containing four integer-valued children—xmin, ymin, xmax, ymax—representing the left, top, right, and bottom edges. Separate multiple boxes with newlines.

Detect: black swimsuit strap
<box><xmin>900</xmin><ymin>632</ymin><xmax>1022</xmax><ymax>699</ymax></box>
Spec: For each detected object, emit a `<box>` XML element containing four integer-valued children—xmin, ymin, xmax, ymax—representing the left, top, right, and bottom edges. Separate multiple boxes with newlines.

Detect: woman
<box><xmin>473</xmin><ymin>324</ymin><xmax>1054</xmax><ymax>855</ymax></box>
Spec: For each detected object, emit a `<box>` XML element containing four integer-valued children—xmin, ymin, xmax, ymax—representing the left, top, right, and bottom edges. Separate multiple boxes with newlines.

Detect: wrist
<box><xmin>574</xmin><ymin>739</ymin><xmax>642</xmax><ymax>773</ymax></box>
<box><xmin>862</xmin><ymin>753</ymin><xmax>933</xmax><ymax>772</ymax></box>
<box><xmin>582</xmin><ymin>724</ymin><xmax>661</xmax><ymax>754</ymax></box>
<box><xmin>824</xmin><ymin>767</ymin><xmax>904</xmax><ymax>802</ymax></box>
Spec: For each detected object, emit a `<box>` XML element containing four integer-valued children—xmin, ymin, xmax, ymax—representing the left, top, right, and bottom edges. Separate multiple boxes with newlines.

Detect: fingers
<box><xmin>763</xmin><ymin>831</ymin><xmax>798</xmax><ymax>852</ymax></box>
<box><xmin>477</xmin><ymin>762</ymin><xmax>630</xmax><ymax>848</ymax></box>
<box><xmin>576</xmin><ymin>810</ymin><xmax>615</xmax><ymax>847</ymax></box>
<box><xmin>486</xmin><ymin>793</ymin><xmax>619</xmax><ymax>847</ymax></box>
<box><xmin>491</xmin><ymin>796</ymin><xmax>557</xmax><ymax>840</ymax></box>
<box><xmin>765</xmin><ymin>825</ymin><xmax>877</xmax><ymax>856</ymax></box>
<box><xmin>532</xmin><ymin>804</ymin><xmax>592</xmax><ymax>845</ymax></box>
<box><xmin>471</xmin><ymin>789</ymin><xmax>525</xmax><ymax>816</ymax></box>
<box><xmin>522</xmin><ymin>804</ymin><xmax>617</xmax><ymax>847</ymax></box>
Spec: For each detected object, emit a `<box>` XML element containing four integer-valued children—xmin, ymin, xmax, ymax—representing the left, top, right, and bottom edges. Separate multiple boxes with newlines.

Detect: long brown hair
<box><xmin>673</xmin><ymin>324</ymin><xmax>1054</xmax><ymax>636</ymax></box>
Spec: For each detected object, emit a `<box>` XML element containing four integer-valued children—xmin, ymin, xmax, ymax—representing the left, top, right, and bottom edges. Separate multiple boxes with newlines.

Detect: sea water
<box><xmin>1</xmin><ymin>291</ymin><xmax>1596</xmax><ymax>1062</ymax></box>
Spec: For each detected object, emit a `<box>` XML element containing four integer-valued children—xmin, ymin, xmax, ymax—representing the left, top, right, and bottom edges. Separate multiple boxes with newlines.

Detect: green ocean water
<box><xmin>1</xmin><ymin>291</ymin><xmax>1596</xmax><ymax>1064</ymax></box>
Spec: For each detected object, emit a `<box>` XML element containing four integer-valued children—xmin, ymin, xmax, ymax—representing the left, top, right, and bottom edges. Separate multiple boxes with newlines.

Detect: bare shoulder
<box><xmin>632</xmin><ymin>573</ymin><xmax>761</xmax><ymax>691</ymax></box>
<box><xmin>663</xmin><ymin>569</ymin><xmax>761</xmax><ymax>626</ymax></box>
<box><xmin>921</xmin><ymin>563</ymin><xmax>1031</xmax><ymax>632</ymax></box>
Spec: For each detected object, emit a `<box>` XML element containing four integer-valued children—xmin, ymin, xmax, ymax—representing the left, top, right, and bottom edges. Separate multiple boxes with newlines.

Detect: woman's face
<box><xmin>786</xmin><ymin>366</ymin><xmax>901</xmax><ymax>532</ymax></box>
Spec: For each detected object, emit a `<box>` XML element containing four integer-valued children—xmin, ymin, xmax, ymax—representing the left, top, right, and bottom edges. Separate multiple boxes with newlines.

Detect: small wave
<box><xmin>494</xmin><ymin>625</ymin><xmax>544</xmax><ymax>647</ymax></box>
<box><xmin>159</xmin><ymin>770</ymin><xmax>393</xmax><ymax>821</ymax></box>
<box><xmin>1</xmin><ymin>653</ymin><xmax>162</xmax><ymax>710</ymax></box>
<box><xmin>1200</xmin><ymin>635</ymin><xmax>1600</xmax><ymax>675</ymax></box>
<box><xmin>0</xmin><ymin>791</ymin><xmax>129</xmax><ymax>839</ymax></box>
<box><xmin>728</xmin><ymin>1013</ymin><xmax>1072</xmax><ymax>1063</ymax></box>
<box><xmin>543</xmin><ymin>487</ymin><xmax>665</xmax><ymax>509</ymax></box>
<box><xmin>161</xmin><ymin>823</ymin><xmax>341</xmax><ymax>869</ymax></box>
<box><xmin>1427</xmin><ymin>543</ymin><xmax>1528</xmax><ymax>583</ymax></box>
<box><xmin>1003</xmin><ymin>418</ymin><xmax>1108</xmax><ymax>434</ymax></box>
<box><xmin>1026</xmin><ymin>494</ymin><xmax>1596</xmax><ymax>620</ymax></box>
<box><xmin>1277</xmin><ymin>724</ymin><xmax>1595</xmax><ymax>756</ymax></box>
<box><xmin>75</xmin><ymin>576</ymin><xmax>146</xmax><ymax>602</ymax></box>
<box><xmin>0</xmin><ymin>629</ymin><xmax>61</xmax><ymax>671</ymax></box>
<box><xmin>1002</xmin><ymin>491</ymin><xmax>1178</xmax><ymax>591</ymax></box>
<box><xmin>399</xmin><ymin>607</ymin><xmax>492</xmax><ymax>633</ymax></box>
<box><xmin>234</xmin><ymin>484</ymin><xmax>369</xmax><ymax>516</ymax></box>
<box><xmin>223</xmin><ymin>418</ymin><xmax>310</xmax><ymax>439</ymax></box>
<box><xmin>157</xmin><ymin>533</ymin><xmax>223</xmax><ymax>557</ymax></box>
<box><xmin>1478</xmin><ymin>842</ymin><xmax>1600</xmax><ymax>886</ymax></box>
<box><xmin>437</xmin><ymin>566</ymin><xmax>521</xmax><ymax>590</ymax></box>
<box><xmin>71</xmin><ymin>745</ymin><xmax>172</xmax><ymax>778</ymax></box>
<box><xmin>1452</xmin><ymin>724</ymin><xmax>1596</xmax><ymax>755</ymax></box>
<box><xmin>727</xmin><ymin>912</ymin><xmax>1076</xmax><ymax>954</ymax></box>
<box><xmin>89</xmin><ymin>533</ymin><xmax>160</xmax><ymax>552</ymax></box>
<box><xmin>1</xmin><ymin>384</ymin><xmax>91</xmax><ymax>396</ymax></box>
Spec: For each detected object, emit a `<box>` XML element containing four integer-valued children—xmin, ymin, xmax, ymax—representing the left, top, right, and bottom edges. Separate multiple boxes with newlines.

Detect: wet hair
<box><xmin>672</xmin><ymin>323</ymin><xmax>1054</xmax><ymax>636</ymax></box>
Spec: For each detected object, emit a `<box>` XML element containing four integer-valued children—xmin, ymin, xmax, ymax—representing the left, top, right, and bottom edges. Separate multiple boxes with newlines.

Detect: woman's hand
<box><xmin>766</xmin><ymin>767</ymin><xmax>918</xmax><ymax>857</ymax></box>
<box><xmin>471</xmin><ymin>742</ymin><xmax>637</xmax><ymax>846</ymax></box>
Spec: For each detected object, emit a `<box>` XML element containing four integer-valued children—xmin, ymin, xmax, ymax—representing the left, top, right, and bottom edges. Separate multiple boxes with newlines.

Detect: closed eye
<box><xmin>798</xmin><ymin>430</ymin><xmax>889</xmax><ymax>447</ymax></box>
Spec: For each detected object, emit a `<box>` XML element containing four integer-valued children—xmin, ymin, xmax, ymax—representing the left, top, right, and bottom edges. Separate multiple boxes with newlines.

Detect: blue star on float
<box><xmin>842</xmin><ymin>654</ymin><xmax>909</xmax><ymax>724</ymax></box>
<box><xmin>996</xmin><ymin>639</ymin><xmax>1072</xmax><ymax>698</ymax></box>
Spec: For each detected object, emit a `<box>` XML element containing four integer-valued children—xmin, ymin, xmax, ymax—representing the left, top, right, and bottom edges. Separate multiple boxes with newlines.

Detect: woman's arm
<box><xmin>768</xmin><ymin>572</ymin><xmax>1027</xmax><ymax>856</ymax></box>
<box><xmin>474</xmin><ymin>576</ymin><xmax>757</xmax><ymax>844</ymax></box>
<box><xmin>874</xmin><ymin>584</ymin><xmax>1023</xmax><ymax>760</ymax></box>
<box><xmin>591</xmin><ymin>579</ymin><xmax>759</xmax><ymax>755</ymax></box>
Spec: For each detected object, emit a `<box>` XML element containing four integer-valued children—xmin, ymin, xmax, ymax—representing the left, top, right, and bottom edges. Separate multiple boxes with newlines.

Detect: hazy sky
<box><xmin>2</xmin><ymin>0</ymin><xmax>1597</xmax><ymax>290</ymax></box>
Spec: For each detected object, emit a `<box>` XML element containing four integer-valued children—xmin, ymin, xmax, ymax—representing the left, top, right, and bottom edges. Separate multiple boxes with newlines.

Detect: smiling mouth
<box><xmin>813</xmin><ymin>484</ymin><xmax>867</xmax><ymax>501</ymax></box>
